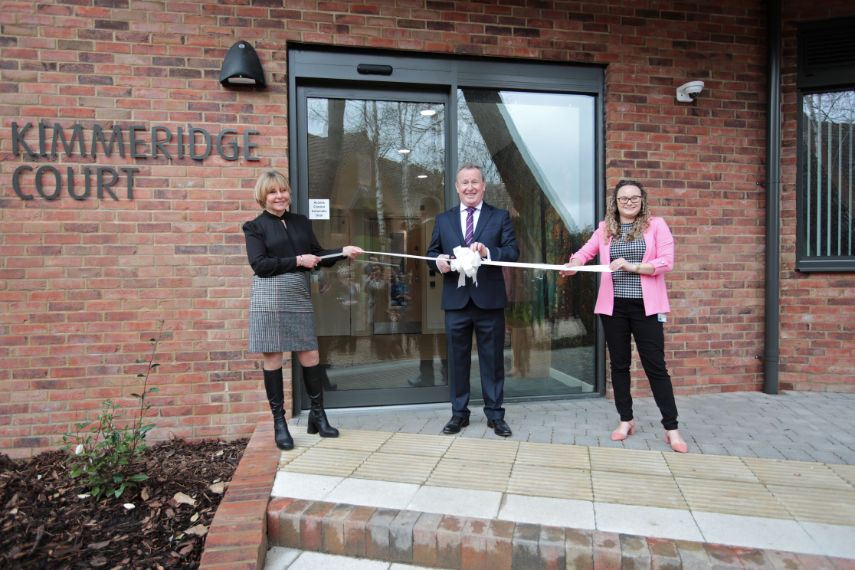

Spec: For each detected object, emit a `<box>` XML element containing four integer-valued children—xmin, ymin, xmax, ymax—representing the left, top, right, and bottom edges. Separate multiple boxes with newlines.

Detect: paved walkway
<box><xmin>260</xmin><ymin>391</ymin><xmax>855</xmax><ymax>568</ymax></box>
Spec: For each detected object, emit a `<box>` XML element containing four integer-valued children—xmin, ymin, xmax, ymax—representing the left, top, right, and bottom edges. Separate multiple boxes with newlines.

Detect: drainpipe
<box><xmin>763</xmin><ymin>0</ymin><xmax>782</xmax><ymax>394</ymax></box>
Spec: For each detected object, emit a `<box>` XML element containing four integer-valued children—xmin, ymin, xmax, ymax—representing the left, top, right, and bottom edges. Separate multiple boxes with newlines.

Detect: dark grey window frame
<box><xmin>286</xmin><ymin>45</ymin><xmax>608</xmax><ymax>406</ymax></box>
<box><xmin>795</xmin><ymin>18</ymin><xmax>855</xmax><ymax>272</ymax></box>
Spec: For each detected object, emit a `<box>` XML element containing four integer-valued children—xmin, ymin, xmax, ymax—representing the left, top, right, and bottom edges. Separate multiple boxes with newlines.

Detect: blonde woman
<box><xmin>242</xmin><ymin>171</ymin><xmax>363</xmax><ymax>450</ymax></box>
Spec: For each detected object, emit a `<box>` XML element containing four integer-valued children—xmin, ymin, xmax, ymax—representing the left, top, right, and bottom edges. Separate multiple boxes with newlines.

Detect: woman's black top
<box><xmin>242</xmin><ymin>210</ymin><xmax>342</xmax><ymax>278</ymax></box>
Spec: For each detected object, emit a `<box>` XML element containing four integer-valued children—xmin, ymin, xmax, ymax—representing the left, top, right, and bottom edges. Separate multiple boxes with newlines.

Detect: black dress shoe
<box><xmin>442</xmin><ymin>416</ymin><xmax>469</xmax><ymax>434</ymax></box>
<box><xmin>487</xmin><ymin>418</ymin><xmax>512</xmax><ymax>437</ymax></box>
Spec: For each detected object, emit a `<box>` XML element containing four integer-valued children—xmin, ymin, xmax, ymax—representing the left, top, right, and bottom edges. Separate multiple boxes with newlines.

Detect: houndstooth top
<box><xmin>610</xmin><ymin>222</ymin><xmax>645</xmax><ymax>299</ymax></box>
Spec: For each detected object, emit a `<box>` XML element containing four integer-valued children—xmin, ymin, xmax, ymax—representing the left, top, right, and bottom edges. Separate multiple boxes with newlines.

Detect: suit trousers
<box><xmin>600</xmin><ymin>298</ymin><xmax>679</xmax><ymax>430</ymax></box>
<box><xmin>445</xmin><ymin>300</ymin><xmax>506</xmax><ymax>421</ymax></box>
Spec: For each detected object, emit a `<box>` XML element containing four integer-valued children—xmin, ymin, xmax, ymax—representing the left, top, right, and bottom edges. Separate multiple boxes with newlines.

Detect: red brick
<box><xmin>565</xmin><ymin>528</ymin><xmax>594</xmax><ymax>570</ymax></box>
<box><xmin>275</xmin><ymin>499</ymin><xmax>312</xmax><ymax>547</ymax></box>
<box><xmin>388</xmin><ymin>509</ymin><xmax>421</xmax><ymax>563</ymax></box>
<box><xmin>829</xmin><ymin>556</ymin><xmax>855</xmax><ymax>570</ymax></box>
<box><xmin>300</xmin><ymin>501</ymin><xmax>335</xmax><ymax>551</ymax></box>
<box><xmin>366</xmin><ymin>508</ymin><xmax>398</xmax><ymax>561</ymax></box>
<box><xmin>619</xmin><ymin>534</ymin><xmax>650</xmax><ymax>568</ymax></box>
<box><xmin>539</xmin><ymin>525</ymin><xmax>566</xmax><ymax>570</ymax></box>
<box><xmin>484</xmin><ymin>519</ymin><xmax>514</xmax><ymax>570</ymax></box>
<box><xmin>704</xmin><ymin>543</ymin><xmax>741</xmax><ymax>566</ymax></box>
<box><xmin>197</xmin><ymin>546</ymin><xmax>258</xmax><ymax>566</ymax></box>
<box><xmin>436</xmin><ymin>515</ymin><xmax>465</xmax><ymax>569</ymax></box>
<box><xmin>197</xmin><ymin>563</ymin><xmax>256</xmax><ymax>570</ymax></box>
<box><xmin>592</xmin><ymin>530</ymin><xmax>621</xmax><ymax>570</ymax></box>
<box><xmin>343</xmin><ymin>505</ymin><xmax>376</xmax><ymax>558</ymax></box>
<box><xmin>646</xmin><ymin>537</ymin><xmax>681</xmax><ymax>568</ymax></box>
<box><xmin>794</xmin><ymin>553</ymin><xmax>840</xmax><ymax>569</ymax></box>
<box><xmin>412</xmin><ymin>512</ymin><xmax>443</xmax><ymax>567</ymax></box>
<box><xmin>512</xmin><ymin>522</ymin><xmax>541</xmax><ymax>569</ymax></box>
<box><xmin>321</xmin><ymin>503</ymin><xmax>354</xmax><ymax>555</ymax></box>
<box><xmin>461</xmin><ymin>518</ymin><xmax>489</xmax><ymax>568</ymax></box>
<box><xmin>203</xmin><ymin>529</ymin><xmax>261</xmax><ymax>549</ymax></box>
<box><xmin>266</xmin><ymin>497</ymin><xmax>295</xmax><ymax>544</ymax></box>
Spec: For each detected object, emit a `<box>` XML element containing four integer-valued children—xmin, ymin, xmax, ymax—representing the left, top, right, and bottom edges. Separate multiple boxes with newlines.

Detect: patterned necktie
<box><xmin>465</xmin><ymin>207</ymin><xmax>475</xmax><ymax>245</ymax></box>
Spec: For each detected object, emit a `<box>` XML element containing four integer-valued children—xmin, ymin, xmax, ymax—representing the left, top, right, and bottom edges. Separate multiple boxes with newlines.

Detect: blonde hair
<box><xmin>604</xmin><ymin>179</ymin><xmax>650</xmax><ymax>242</ymax></box>
<box><xmin>253</xmin><ymin>170</ymin><xmax>289</xmax><ymax>208</ymax></box>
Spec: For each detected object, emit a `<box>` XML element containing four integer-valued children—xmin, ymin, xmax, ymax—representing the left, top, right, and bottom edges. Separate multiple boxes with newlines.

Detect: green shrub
<box><xmin>62</xmin><ymin>322</ymin><xmax>165</xmax><ymax>500</ymax></box>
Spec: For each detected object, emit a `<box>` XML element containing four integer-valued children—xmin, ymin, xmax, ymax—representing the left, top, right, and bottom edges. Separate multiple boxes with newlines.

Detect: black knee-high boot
<box><xmin>263</xmin><ymin>368</ymin><xmax>294</xmax><ymax>450</ymax></box>
<box><xmin>320</xmin><ymin>363</ymin><xmax>337</xmax><ymax>391</ymax></box>
<box><xmin>302</xmin><ymin>364</ymin><xmax>339</xmax><ymax>437</ymax></box>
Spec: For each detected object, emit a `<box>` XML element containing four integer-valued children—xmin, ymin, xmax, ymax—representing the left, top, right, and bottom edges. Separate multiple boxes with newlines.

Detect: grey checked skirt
<box><xmin>248</xmin><ymin>273</ymin><xmax>318</xmax><ymax>353</ymax></box>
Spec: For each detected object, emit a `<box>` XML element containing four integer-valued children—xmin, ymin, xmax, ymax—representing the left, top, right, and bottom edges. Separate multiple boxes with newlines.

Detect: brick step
<box><xmin>265</xmin><ymin>496</ymin><xmax>844</xmax><ymax>569</ymax></box>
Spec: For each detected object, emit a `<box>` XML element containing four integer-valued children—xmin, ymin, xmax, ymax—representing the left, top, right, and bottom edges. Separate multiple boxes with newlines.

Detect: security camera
<box><xmin>676</xmin><ymin>80</ymin><xmax>705</xmax><ymax>102</ymax></box>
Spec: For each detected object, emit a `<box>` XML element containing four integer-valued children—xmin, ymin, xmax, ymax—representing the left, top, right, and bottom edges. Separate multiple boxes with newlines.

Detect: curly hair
<box><xmin>604</xmin><ymin>179</ymin><xmax>651</xmax><ymax>243</ymax></box>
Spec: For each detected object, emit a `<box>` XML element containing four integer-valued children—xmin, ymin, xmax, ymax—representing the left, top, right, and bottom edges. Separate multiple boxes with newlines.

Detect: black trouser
<box><xmin>446</xmin><ymin>301</ymin><xmax>506</xmax><ymax>421</ymax></box>
<box><xmin>600</xmin><ymin>298</ymin><xmax>678</xmax><ymax>430</ymax></box>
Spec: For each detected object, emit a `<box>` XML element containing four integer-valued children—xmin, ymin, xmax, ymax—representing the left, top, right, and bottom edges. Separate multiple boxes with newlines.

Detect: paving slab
<box><xmin>207</xmin><ymin>392</ymin><xmax>855</xmax><ymax>568</ymax></box>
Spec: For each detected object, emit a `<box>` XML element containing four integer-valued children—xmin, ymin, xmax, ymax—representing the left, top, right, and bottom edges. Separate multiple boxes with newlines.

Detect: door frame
<box><xmin>287</xmin><ymin>45</ymin><xmax>607</xmax><ymax>410</ymax></box>
<box><xmin>293</xmin><ymin>85</ymin><xmax>452</xmax><ymax>408</ymax></box>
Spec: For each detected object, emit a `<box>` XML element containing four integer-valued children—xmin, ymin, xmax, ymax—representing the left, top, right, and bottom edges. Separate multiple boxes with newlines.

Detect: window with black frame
<box><xmin>796</xmin><ymin>18</ymin><xmax>855</xmax><ymax>271</ymax></box>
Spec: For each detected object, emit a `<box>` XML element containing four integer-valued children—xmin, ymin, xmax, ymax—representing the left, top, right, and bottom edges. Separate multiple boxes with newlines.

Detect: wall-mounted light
<box><xmin>220</xmin><ymin>41</ymin><xmax>266</xmax><ymax>87</ymax></box>
<box><xmin>676</xmin><ymin>80</ymin><xmax>704</xmax><ymax>102</ymax></box>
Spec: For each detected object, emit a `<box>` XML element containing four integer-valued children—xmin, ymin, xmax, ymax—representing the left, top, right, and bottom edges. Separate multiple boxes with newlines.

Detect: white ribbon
<box><xmin>320</xmin><ymin>249</ymin><xmax>610</xmax><ymax>288</ymax></box>
<box><xmin>450</xmin><ymin>246</ymin><xmax>481</xmax><ymax>286</ymax></box>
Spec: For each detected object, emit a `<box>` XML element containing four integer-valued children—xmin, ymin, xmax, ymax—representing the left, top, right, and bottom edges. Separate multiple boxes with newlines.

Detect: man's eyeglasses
<box><xmin>616</xmin><ymin>196</ymin><xmax>642</xmax><ymax>205</ymax></box>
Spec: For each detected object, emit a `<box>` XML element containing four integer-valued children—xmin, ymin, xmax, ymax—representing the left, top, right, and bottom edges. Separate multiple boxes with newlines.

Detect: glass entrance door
<box><xmin>293</xmin><ymin>80</ymin><xmax>600</xmax><ymax>410</ymax></box>
<box><xmin>456</xmin><ymin>88</ymin><xmax>598</xmax><ymax>400</ymax></box>
<box><xmin>296</xmin><ymin>88</ymin><xmax>450</xmax><ymax>406</ymax></box>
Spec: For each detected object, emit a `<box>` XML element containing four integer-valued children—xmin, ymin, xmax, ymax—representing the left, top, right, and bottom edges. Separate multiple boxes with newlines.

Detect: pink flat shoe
<box><xmin>611</xmin><ymin>419</ymin><xmax>636</xmax><ymax>441</ymax></box>
<box><xmin>664</xmin><ymin>430</ymin><xmax>688</xmax><ymax>453</ymax></box>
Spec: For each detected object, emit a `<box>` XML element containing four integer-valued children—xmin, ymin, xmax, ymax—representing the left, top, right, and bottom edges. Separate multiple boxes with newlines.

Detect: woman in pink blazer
<box><xmin>562</xmin><ymin>180</ymin><xmax>687</xmax><ymax>453</ymax></box>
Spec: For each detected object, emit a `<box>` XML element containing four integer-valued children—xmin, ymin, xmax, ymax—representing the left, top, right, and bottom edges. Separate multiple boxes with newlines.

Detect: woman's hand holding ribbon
<box><xmin>342</xmin><ymin>246</ymin><xmax>364</xmax><ymax>260</ymax></box>
<box><xmin>560</xmin><ymin>258</ymin><xmax>583</xmax><ymax>276</ymax></box>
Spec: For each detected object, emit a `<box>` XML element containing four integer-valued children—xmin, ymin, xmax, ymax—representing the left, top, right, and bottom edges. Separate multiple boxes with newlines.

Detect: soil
<box><xmin>0</xmin><ymin>438</ymin><xmax>248</xmax><ymax>569</ymax></box>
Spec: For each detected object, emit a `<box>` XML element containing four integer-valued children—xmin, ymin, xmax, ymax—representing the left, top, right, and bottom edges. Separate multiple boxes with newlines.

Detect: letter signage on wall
<box><xmin>8</xmin><ymin>122</ymin><xmax>260</xmax><ymax>200</ymax></box>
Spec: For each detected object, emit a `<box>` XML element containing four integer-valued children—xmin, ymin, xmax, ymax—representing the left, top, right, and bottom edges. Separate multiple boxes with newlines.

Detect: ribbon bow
<box><xmin>450</xmin><ymin>246</ymin><xmax>482</xmax><ymax>287</ymax></box>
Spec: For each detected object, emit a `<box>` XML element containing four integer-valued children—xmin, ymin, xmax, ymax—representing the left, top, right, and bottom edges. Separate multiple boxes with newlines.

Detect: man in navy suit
<box><xmin>427</xmin><ymin>163</ymin><xmax>520</xmax><ymax>436</ymax></box>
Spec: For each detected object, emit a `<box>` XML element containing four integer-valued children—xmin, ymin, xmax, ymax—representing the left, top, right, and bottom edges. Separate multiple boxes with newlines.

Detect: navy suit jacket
<box><xmin>426</xmin><ymin>202</ymin><xmax>519</xmax><ymax>311</ymax></box>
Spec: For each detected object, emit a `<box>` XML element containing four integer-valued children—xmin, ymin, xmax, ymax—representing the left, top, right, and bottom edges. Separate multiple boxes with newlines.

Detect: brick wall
<box><xmin>603</xmin><ymin>4</ymin><xmax>769</xmax><ymax>396</ymax></box>
<box><xmin>1</xmin><ymin>0</ymin><xmax>852</xmax><ymax>457</ymax></box>
<box><xmin>779</xmin><ymin>2</ymin><xmax>855</xmax><ymax>391</ymax></box>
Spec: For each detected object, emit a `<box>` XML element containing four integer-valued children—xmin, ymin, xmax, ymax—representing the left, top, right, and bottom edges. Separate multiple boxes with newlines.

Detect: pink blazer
<box><xmin>570</xmin><ymin>216</ymin><xmax>674</xmax><ymax>316</ymax></box>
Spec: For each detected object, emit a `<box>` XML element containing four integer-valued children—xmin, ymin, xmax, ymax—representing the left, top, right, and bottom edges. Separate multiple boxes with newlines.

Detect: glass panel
<box><xmin>457</xmin><ymin>88</ymin><xmax>598</xmax><ymax>398</ymax></box>
<box><xmin>306</xmin><ymin>97</ymin><xmax>447</xmax><ymax>393</ymax></box>
<box><xmin>801</xmin><ymin>90</ymin><xmax>855</xmax><ymax>258</ymax></box>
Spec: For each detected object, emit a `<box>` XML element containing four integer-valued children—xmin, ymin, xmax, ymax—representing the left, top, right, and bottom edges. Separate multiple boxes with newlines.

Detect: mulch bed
<box><xmin>1</xmin><ymin>438</ymin><xmax>248</xmax><ymax>569</ymax></box>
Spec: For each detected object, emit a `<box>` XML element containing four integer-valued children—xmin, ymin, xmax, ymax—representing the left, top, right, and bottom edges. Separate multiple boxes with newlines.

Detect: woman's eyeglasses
<box><xmin>616</xmin><ymin>196</ymin><xmax>642</xmax><ymax>205</ymax></box>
